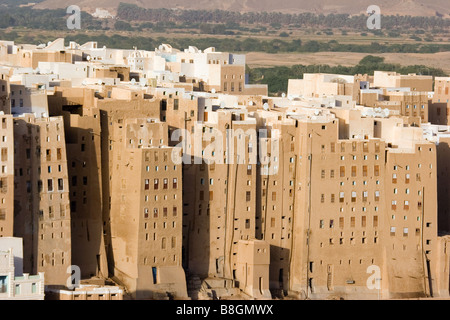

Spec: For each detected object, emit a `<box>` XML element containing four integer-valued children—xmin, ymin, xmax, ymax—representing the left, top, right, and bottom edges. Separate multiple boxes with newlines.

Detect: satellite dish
<box><xmin>282</xmin><ymin>93</ymin><xmax>286</xmax><ymax>98</ymax></box>
<box><xmin>35</xmin><ymin>68</ymin><xmax>40</xmax><ymax>74</ymax></box>
<box><xmin>249</xmin><ymin>101</ymin><xmax>254</xmax><ymax>106</ymax></box>
<box><xmin>361</xmin><ymin>110</ymin><xmax>368</xmax><ymax>117</ymax></box>
<box><xmin>81</xmin><ymin>80</ymin><xmax>87</xmax><ymax>86</ymax></box>
<box><xmin>367</xmin><ymin>109</ymin><xmax>374</xmax><ymax>117</ymax></box>
<box><xmin>131</xmin><ymin>79</ymin><xmax>136</xmax><ymax>85</ymax></box>
<box><xmin>97</xmin><ymin>80</ymin><xmax>103</xmax><ymax>85</ymax></box>
<box><xmin>220</xmin><ymin>101</ymin><xmax>226</xmax><ymax>109</ymax></box>
<box><xmin>211</xmin><ymin>88</ymin><xmax>216</xmax><ymax>94</ymax></box>
<box><xmin>263</xmin><ymin>103</ymin><xmax>269</xmax><ymax>111</ymax></box>
<box><xmin>383</xmin><ymin>109</ymin><xmax>390</xmax><ymax>117</ymax></box>
<box><xmin>86</xmin><ymin>55</ymin><xmax>91</xmax><ymax>61</ymax></box>
<box><xmin>314</xmin><ymin>110</ymin><xmax>320</xmax><ymax>116</ymax></box>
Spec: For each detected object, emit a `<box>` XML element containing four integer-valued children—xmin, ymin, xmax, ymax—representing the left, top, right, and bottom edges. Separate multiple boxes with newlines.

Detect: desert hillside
<box><xmin>33</xmin><ymin>0</ymin><xmax>450</xmax><ymax>17</ymax></box>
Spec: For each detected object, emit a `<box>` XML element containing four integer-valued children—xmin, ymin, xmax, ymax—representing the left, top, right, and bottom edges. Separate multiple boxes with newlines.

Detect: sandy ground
<box><xmin>246</xmin><ymin>51</ymin><xmax>450</xmax><ymax>74</ymax></box>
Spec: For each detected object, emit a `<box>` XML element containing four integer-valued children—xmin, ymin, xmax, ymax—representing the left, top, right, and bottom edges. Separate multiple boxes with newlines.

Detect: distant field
<box><xmin>245</xmin><ymin>51</ymin><xmax>450</xmax><ymax>73</ymax></box>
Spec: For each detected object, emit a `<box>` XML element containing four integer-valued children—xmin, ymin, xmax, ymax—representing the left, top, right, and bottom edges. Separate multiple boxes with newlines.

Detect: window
<box><xmin>362</xmin><ymin>191</ymin><xmax>368</xmax><ymax>202</ymax></box>
<box><xmin>363</xmin><ymin>142</ymin><xmax>368</xmax><ymax>152</ymax></box>
<box><xmin>153</xmin><ymin>179</ymin><xmax>158</xmax><ymax>190</ymax></box>
<box><xmin>391</xmin><ymin>200</ymin><xmax>397</xmax><ymax>210</ymax></box>
<box><xmin>404</xmin><ymin>200</ymin><xmax>409</xmax><ymax>210</ymax></box>
<box><xmin>58</xmin><ymin>179</ymin><xmax>63</xmax><ymax>191</ymax></box>
<box><xmin>171</xmin><ymin>237</ymin><xmax>176</xmax><ymax>248</ymax></box>
<box><xmin>173</xmin><ymin>178</ymin><xmax>178</xmax><ymax>189</ymax></box>
<box><xmin>47</xmin><ymin>179</ymin><xmax>53</xmax><ymax>192</ymax></box>
<box><xmin>163</xmin><ymin>179</ymin><xmax>168</xmax><ymax>189</ymax></box>
<box><xmin>390</xmin><ymin>227</ymin><xmax>396</xmax><ymax>236</ymax></box>
<box><xmin>340</xmin><ymin>166</ymin><xmax>345</xmax><ymax>177</ymax></box>
<box><xmin>246</xmin><ymin>191</ymin><xmax>251</xmax><ymax>202</ymax></box>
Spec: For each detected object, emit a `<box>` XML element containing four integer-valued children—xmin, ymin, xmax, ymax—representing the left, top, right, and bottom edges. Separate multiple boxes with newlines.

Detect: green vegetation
<box><xmin>248</xmin><ymin>56</ymin><xmax>448</xmax><ymax>96</ymax></box>
<box><xmin>1</xmin><ymin>29</ymin><xmax>448</xmax><ymax>55</ymax></box>
<box><xmin>0</xmin><ymin>5</ymin><xmax>448</xmax><ymax>55</ymax></box>
<box><xmin>0</xmin><ymin>7</ymin><xmax>102</xmax><ymax>30</ymax></box>
<box><xmin>117</xmin><ymin>4</ymin><xmax>450</xmax><ymax>31</ymax></box>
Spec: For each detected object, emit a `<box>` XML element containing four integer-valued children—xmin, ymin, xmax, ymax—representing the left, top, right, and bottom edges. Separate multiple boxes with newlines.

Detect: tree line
<box><xmin>248</xmin><ymin>56</ymin><xmax>448</xmax><ymax>95</ymax></box>
<box><xmin>1</xmin><ymin>30</ymin><xmax>449</xmax><ymax>55</ymax></box>
<box><xmin>117</xmin><ymin>3</ymin><xmax>450</xmax><ymax>31</ymax></box>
